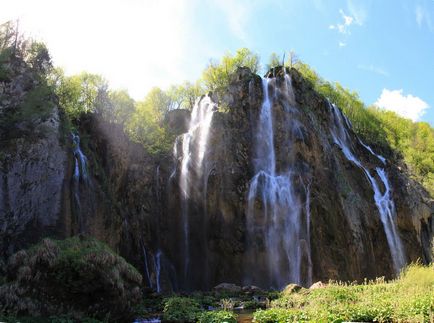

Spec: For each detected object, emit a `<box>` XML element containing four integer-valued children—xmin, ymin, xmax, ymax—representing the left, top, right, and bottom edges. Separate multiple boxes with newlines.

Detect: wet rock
<box><xmin>214</xmin><ymin>283</ymin><xmax>242</xmax><ymax>293</ymax></box>
<box><xmin>282</xmin><ymin>283</ymin><xmax>303</xmax><ymax>294</ymax></box>
<box><xmin>309</xmin><ymin>281</ymin><xmax>326</xmax><ymax>290</ymax></box>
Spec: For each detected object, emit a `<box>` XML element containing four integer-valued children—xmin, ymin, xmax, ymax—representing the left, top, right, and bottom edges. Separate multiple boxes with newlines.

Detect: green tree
<box><xmin>125</xmin><ymin>87</ymin><xmax>174</xmax><ymax>155</ymax></box>
<box><xmin>266</xmin><ymin>52</ymin><xmax>282</xmax><ymax>70</ymax></box>
<box><xmin>201</xmin><ymin>47</ymin><xmax>260</xmax><ymax>91</ymax></box>
<box><xmin>53</xmin><ymin>69</ymin><xmax>107</xmax><ymax>120</ymax></box>
<box><xmin>167</xmin><ymin>81</ymin><xmax>202</xmax><ymax>111</ymax></box>
<box><xmin>106</xmin><ymin>89</ymin><xmax>135</xmax><ymax>125</ymax></box>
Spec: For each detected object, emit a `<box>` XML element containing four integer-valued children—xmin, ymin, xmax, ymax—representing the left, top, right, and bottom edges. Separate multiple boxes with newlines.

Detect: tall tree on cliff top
<box><xmin>201</xmin><ymin>48</ymin><xmax>260</xmax><ymax>91</ymax></box>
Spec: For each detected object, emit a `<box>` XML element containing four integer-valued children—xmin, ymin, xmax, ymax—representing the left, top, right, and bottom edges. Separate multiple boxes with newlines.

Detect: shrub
<box><xmin>198</xmin><ymin>310</ymin><xmax>237</xmax><ymax>323</ymax></box>
<box><xmin>0</xmin><ymin>236</ymin><xmax>142</xmax><ymax>322</ymax></box>
<box><xmin>253</xmin><ymin>308</ymin><xmax>309</xmax><ymax>323</ymax></box>
<box><xmin>162</xmin><ymin>296</ymin><xmax>201</xmax><ymax>322</ymax></box>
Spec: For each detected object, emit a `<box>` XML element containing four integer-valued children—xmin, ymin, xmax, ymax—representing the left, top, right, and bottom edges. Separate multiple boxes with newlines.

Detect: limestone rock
<box><xmin>309</xmin><ymin>281</ymin><xmax>326</xmax><ymax>290</ymax></box>
<box><xmin>282</xmin><ymin>283</ymin><xmax>303</xmax><ymax>294</ymax></box>
<box><xmin>214</xmin><ymin>283</ymin><xmax>242</xmax><ymax>293</ymax></box>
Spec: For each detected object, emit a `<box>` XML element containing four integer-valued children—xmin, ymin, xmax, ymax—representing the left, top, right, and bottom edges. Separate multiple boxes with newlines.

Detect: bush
<box><xmin>162</xmin><ymin>296</ymin><xmax>202</xmax><ymax>322</ymax></box>
<box><xmin>0</xmin><ymin>236</ymin><xmax>142</xmax><ymax>322</ymax></box>
<box><xmin>253</xmin><ymin>308</ymin><xmax>309</xmax><ymax>323</ymax></box>
<box><xmin>198</xmin><ymin>310</ymin><xmax>237</xmax><ymax>323</ymax></box>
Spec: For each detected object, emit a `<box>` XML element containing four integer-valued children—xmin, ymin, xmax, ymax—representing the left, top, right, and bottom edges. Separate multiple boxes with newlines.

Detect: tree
<box><xmin>53</xmin><ymin>70</ymin><xmax>107</xmax><ymax>120</ymax></box>
<box><xmin>266</xmin><ymin>52</ymin><xmax>282</xmax><ymax>71</ymax></box>
<box><xmin>201</xmin><ymin>48</ymin><xmax>260</xmax><ymax>91</ymax></box>
<box><xmin>287</xmin><ymin>50</ymin><xmax>298</xmax><ymax>68</ymax></box>
<box><xmin>167</xmin><ymin>81</ymin><xmax>202</xmax><ymax>111</ymax></box>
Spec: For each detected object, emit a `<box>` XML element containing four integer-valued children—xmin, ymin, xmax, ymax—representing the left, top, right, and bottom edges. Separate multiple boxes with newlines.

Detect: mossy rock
<box><xmin>0</xmin><ymin>236</ymin><xmax>142</xmax><ymax>322</ymax></box>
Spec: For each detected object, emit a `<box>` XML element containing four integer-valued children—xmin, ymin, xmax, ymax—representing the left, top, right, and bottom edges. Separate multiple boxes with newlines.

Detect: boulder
<box><xmin>282</xmin><ymin>283</ymin><xmax>303</xmax><ymax>294</ymax></box>
<box><xmin>309</xmin><ymin>281</ymin><xmax>326</xmax><ymax>290</ymax></box>
<box><xmin>213</xmin><ymin>283</ymin><xmax>242</xmax><ymax>293</ymax></box>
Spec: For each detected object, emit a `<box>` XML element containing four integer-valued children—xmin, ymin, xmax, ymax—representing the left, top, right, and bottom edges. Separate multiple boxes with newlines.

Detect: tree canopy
<box><xmin>201</xmin><ymin>48</ymin><xmax>260</xmax><ymax>91</ymax></box>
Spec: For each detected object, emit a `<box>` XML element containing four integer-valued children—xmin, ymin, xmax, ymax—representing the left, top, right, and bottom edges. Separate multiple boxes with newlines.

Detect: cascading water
<box><xmin>142</xmin><ymin>243</ymin><xmax>152</xmax><ymax>289</ymax></box>
<box><xmin>71</xmin><ymin>133</ymin><xmax>90</xmax><ymax>232</ymax></box>
<box><xmin>328</xmin><ymin>103</ymin><xmax>405</xmax><ymax>273</ymax></box>
<box><xmin>178</xmin><ymin>95</ymin><xmax>217</xmax><ymax>280</ymax></box>
<box><xmin>154</xmin><ymin>250</ymin><xmax>162</xmax><ymax>293</ymax></box>
<box><xmin>72</xmin><ymin>133</ymin><xmax>89</xmax><ymax>183</ymax></box>
<box><xmin>246</xmin><ymin>72</ymin><xmax>311</xmax><ymax>288</ymax></box>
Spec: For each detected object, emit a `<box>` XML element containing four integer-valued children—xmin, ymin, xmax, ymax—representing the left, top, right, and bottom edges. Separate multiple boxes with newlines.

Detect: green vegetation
<box><xmin>198</xmin><ymin>310</ymin><xmax>237</xmax><ymax>323</ymax></box>
<box><xmin>253</xmin><ymin>263</ymin><xmax>434</xmax><ymax>322</ymax></box>
<box><xmin>163</xmin><ymin>296</ymin><xmax>202</xmax><ymax>322</ymax></box>
<box><xmin>295</xmin><ymin>61</ymin><xmax>434</xmax><ymax>195</ymax></box>
<box><xmin>201</xmin><ymin>47</ymin><xmax>260</xmax><ymax>91</ymax></box>
<box><xmin>0</xmin><ymin>236</ymin><xmax>142</xmax><ymax>322</ymax></box>
<box><xmin>0</xmin><ymin>21</ymin><xmax>54</xmax><ymax>138</ymax></box>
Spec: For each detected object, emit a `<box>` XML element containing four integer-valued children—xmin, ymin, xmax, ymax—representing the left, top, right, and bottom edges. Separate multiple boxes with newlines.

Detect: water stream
<box><xmin>328</xmin><ymin>102</ymin><xmax>405</xmax><ymax>273</ymax></box>
<box><xmin>178</xmin><ymin>95</ymin><xmax>217</xmax><ymax>280</ymax></box>
<box><xmin>246</xmin><ymin>73</ymin><xmax>311</xmax><ymax>288</ymax></box>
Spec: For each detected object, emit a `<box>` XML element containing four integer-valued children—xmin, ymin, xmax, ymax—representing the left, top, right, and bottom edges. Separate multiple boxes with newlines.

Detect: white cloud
<box><xmin>374</xmin><ymin>89</ymin><xmax>429</xmax><ymax>121</ymax></box>
<box><xmin>415</xmin><ymin>5</ymin><xmax>434</xmax><ymax>31</ymax></box>
<box><xmin>0</xmin><ymin>0</ymin><xmax>204</xmax><ymax>100</ymax></box>
<box><xmin>347</xmin><ymin>0</ymin><xmax>366</xmax><ymax>25</ymax></box>
<box><xmin>330</xmin><ymin>9</ymin><xmax>354</xmax><ymax>35</ymax></box>
<box><xmin>339</xmin><ymin>41</ymin><xmax>347</xmax><ymax>47</ymax></box>
<box><xmin>357</xmin><ymin>64</ymin><xmax>389</xmax><ymax>77</ymax></box>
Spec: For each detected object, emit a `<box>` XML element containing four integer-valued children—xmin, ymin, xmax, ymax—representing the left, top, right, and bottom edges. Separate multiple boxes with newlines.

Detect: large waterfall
<box><xmin>245</xmin><ymin>71</ymin><xmax>312</xmax><ymax>288</ymax></box>
<box><xmin>328</xmin><ymin>103</ymin><xmax>406</xmax><ymax>273</ymax></box>
<box><xmin>178</xmin><ymin>95</ymin><xmax>217</xmax><ymax>281</ymax></box>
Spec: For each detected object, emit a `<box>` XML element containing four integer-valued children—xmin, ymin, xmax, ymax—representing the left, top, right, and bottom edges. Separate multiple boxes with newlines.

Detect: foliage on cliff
<box><xmin>295</xmin><ymin>61</ymin><xmax>434</xmax><ymax>195</ymax></box>
<box><xmin>0</xmin><ymin>236</ymin><xmax>142</xmax><ymax>322</ymax></box>
<box><xmin>0</xmin><ymin>21</ymin><xmax>54</xmax><ymax>140</ymax></box>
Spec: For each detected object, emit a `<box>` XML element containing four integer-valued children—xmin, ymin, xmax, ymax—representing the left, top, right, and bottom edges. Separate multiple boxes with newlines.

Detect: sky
<box><xmin>1</xmin><ymin>0</ymin><xmax>434</xmax><ymax>125</ymax></box>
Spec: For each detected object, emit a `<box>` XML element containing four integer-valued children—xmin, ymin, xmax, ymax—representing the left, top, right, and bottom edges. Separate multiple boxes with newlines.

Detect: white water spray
<box><xmin>328</xmin><ymin>103</ymin><xmax>405</xmax><ymax>273</ymax></box>
<box><xmin>178</xmin><ymin>95</ymin><xmax>217</xmax><ymax>279</ymax></box>
<box><xmin>246</xmin><ymin>73</ymin><xmax>311</xmax><ymax>288</ymax></box>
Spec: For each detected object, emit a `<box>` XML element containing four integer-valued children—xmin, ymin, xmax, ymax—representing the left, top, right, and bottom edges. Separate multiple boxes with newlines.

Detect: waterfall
<box><xmin>246</xmin><ymin>73</ymin><xmax>311</xmax><ymax>288</ymax></box>
<box><xmin>71</xmin><ymin>133</ymin><xmax>89</xmax><ymax>183</ymax></box>
<box><xmin>328</xmin><ymin>103</ymin><xmax>405</xmax><ymax>273</ymax></box>
<box><xmin>71</xmin><ymin>132</ymin><xmax>90</xmax><ymax>232</ymax></box>
<box><xmin>177</xmin><ymin>95</ymin><xmax>217</xmax><ymax>280</ymax></box>
<box><xmin>142</xmin><ymin>244</ymin><xmax>152</xmax><ymax>288</ymax></box>
<box><xmin>154</xmin><ymin>250</ymin><xmax>162</xmax><ymax>293</ymax></box>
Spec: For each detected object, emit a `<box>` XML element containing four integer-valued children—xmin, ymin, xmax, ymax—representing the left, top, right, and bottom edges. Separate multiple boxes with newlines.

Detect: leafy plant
<box><xmin>198</xmin><ymin>310</ymin><xmax>237</xmax><ymax>323</ymax></box>
<box><xmin>162</xmin><ymin>296</ymin><xmax>202</xmax><ymax>322</ymax></box>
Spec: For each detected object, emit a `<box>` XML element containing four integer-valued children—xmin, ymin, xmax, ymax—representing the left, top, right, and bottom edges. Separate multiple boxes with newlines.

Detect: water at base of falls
<box><xmin>328</xmin><ymin>103</ymin><xmax>405</xmax><ymax>273</ymax></box>
<box><xmin>246</xmin><ymin>73</ymin><xmax>311</xmax><ymax>288</ymax></box>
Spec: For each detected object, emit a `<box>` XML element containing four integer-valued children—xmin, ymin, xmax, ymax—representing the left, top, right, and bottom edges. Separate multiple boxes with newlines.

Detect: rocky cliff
<box><xmin>0</xmin><ymin>66</ymin><xmax>432</xmax><ymax>292</ymax></box>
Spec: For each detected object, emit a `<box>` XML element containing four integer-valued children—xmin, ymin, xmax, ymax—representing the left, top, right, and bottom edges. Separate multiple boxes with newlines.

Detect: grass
<box><xmin>253</xmin><ymin>263</ymin><xmax>434</xmax><ymax>322</ymax></box>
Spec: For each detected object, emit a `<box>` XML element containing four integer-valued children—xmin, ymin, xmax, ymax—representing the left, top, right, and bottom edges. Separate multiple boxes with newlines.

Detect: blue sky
<box><xmin>2</xmin><ymin>0</ymin><xmax>434</xmax><ymax>125</ymax></box>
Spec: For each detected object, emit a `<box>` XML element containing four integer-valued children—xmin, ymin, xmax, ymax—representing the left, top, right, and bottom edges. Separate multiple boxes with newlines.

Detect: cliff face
<box><xmin>0</xmin><ymin>107</ymin><xmax>69</xmax><ymax>258</ymax></box>
<box><xmin>0</xmin><ymin>66</ymin><xmax>432</xmax><ymax>292</ymax></box>
<box><xmin>157</xmin><ymin>67</ymin><xmax>433</xmax><ymax>290</ymax></box>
